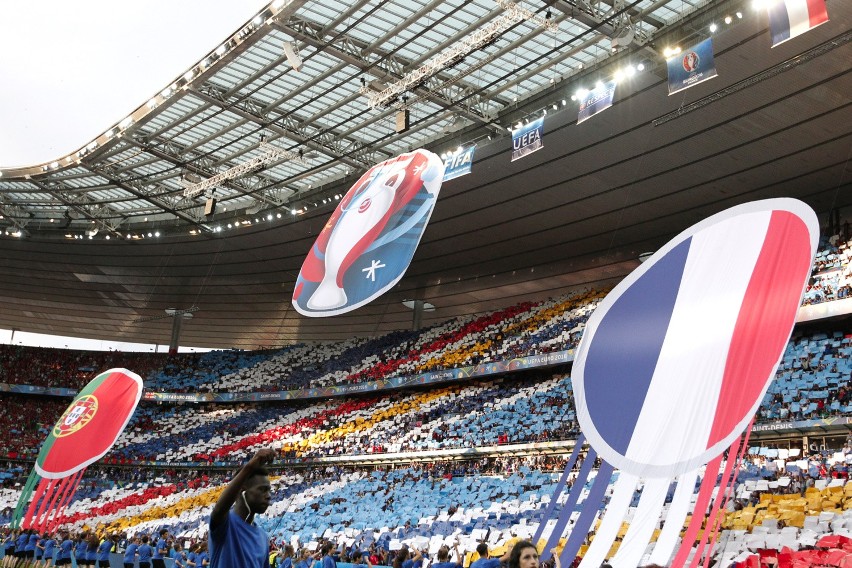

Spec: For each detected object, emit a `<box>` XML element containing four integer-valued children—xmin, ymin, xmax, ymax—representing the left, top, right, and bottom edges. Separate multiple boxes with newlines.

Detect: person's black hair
<box><xmin>476</xmin><ymin>543</ymin><xmax>489</xmax><ymax>557</ymax></box>
<box><xmin>393</xmin><ymin>547</ymin><xmax>409</xmax><ymax>568</ymax></box>
<box><xmin>507</xmin><ymin>541</ymin><xmax>537</xmax><ymax>568</ymax></box>
<box><xmin>243</xmin><ymin>467</ymin><xmax>270</xmax><ymax>489</ymax></box>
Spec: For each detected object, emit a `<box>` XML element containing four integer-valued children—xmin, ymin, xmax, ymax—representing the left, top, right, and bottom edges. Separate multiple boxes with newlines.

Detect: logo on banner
<box><xmin>682</xmin><ymin>51</ymin><xmax>700</xmax><ymax>72</ymax></box>
<box><xmin>511</xmin><ymin>118</ymin><xmax>544</xmax><ymax>162</ymax></box>
<box><xmin>577</xmin><ymin>81</ymin><xmax>616</xmax><ymax>124</ymax></box>
<box><xmin>667</xmin><ymin>38</ymin><xmax>717</xmax><ymax>95</ymax></box>
<box><xmin>442</xmin><ymin>146</ymin><xmax>476</xmax><ymax>181</ymax></box>
<box><xmin>293</xmin><ymin>149</ymin><xmax>445</xmax><ymax>317</ymax></box>
<box><xmin>54</xmin><ymin>395</ymin><xmax>98</xmax><ymax>437</ymax></box>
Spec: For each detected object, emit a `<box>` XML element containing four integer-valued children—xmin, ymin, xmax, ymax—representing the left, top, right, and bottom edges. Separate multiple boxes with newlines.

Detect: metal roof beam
<box><xmin>274</xmin><ymin>17</ymin><xmax>503</xmax><ymax>127</ymax></box>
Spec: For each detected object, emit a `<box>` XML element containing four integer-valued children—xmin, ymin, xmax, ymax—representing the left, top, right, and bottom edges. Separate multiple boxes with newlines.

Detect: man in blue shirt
<box><xmin>41</xmin><ymin>532</ymin><xmax>57</xmax><ymax>568</ymax></box>
<box><xmin>209</xmin><ymin>448</ymin><xmax>274</xmax><ymax>568</ymax></box>
<box><xmin>320</xmin><ymin>543</ymin><xmax>337</xmax><ymax>568</ymax></box>
<box><xmin>56</xmin><ymin>533</ymin><xmax>74</xmax><ymax>566</ymax></box>
<box><xmin>137</xmin><ymin>535</ymin><xmax>154</xmax><ymax>568</ymax></box>
<box><xmin>74</xmin><ymin>533</ymin><xmax>89</xmax><ymax>567</ymax></box>
<box><xmin>123</xmin><ymin>537</ymin><xmax>139</xmax><ymax>568</ymax></box>
<box><xmin>153</xmin><ymin>529</ymin><xmax>170</xmax><ymax>568</ymax></box>
<box><xmin>469</xmin><ymin>544</ymin><xmax>507</xmax><ymax>568</ymax></box>
<box><xmin>97</xmin><ymin>534</ymin><xmax>114</xmax><ymax>568</ymax></box>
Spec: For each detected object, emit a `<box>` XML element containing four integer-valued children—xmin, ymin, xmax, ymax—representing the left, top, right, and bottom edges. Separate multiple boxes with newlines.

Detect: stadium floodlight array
<box><xmin>359</xmin><ymin>0</ymin><xmax>559</xmax><ymax>109</ymax></box>
<box><xmin>182</xmin><ymin>143</ymin><xmax>310</xmax><ymax>199</ymax></box>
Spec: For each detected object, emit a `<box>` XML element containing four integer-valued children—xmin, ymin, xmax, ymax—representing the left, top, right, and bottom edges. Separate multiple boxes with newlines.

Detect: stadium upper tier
<box><xmin>0</xmin><ymin>232</ymin><xmax>850</xmax><ymax>396</ymax></box>
<box><xmin>1</xmin><ymin>288</ymin><xmax>603</xmax><ymax>392</ymax></box>
<box><xmin>1</xmin><ymin>321</ymin><xmax>850</xmax><ymax>465</ymax></box>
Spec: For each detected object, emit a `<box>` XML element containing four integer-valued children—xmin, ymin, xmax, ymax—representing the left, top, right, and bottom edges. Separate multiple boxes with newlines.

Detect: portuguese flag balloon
<box><xmin>13</xmin><ymin>368</ymin><xmax>143</xmax><ymax>529</ymax></box>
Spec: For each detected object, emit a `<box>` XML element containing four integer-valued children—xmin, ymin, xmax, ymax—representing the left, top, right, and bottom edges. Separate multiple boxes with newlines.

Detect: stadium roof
<box><xmin>0</xmin><ymin>0</ymin><xmax>850</xmax><ymax>348</ymax></box>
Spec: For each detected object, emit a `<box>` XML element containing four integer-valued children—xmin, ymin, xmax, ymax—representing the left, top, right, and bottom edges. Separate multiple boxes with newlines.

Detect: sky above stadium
<box><xmin>0</xmin><ymin>0</ymin><xmax>267</xmax><ymax>167</ymax></box>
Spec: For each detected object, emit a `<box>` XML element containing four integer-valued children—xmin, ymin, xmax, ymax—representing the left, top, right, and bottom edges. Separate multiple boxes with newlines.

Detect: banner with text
<box><xmin>577</xmin><ymin>81</ymin><xmax>616</xmax><ymax>124</ymax></box>
<box><xmin>511</xmin><ymin>118</ymin><xmax>544</xmax><ymax>162</ymax></box>
<box><xmin>443</xmin><ymin>146</ymin><xmax>476</xmax><ymax>181</ymax></box>
<box><xmin>667</xmin><ymin>37</ymin><xmax>718</xmax><ymax>95</ymax></box>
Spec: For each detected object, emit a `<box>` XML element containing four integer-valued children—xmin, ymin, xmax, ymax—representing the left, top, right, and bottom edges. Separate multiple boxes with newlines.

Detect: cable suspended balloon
<box><xmin>293</xmin><ymin>149</ymin><xmax>445</xmax><ymax>317</ymax></box>
<box><xmin>536</xmin><ymin>199</ymin><xmax>819</xmax><ymax>568</ymax></box>
<box><xmin>12</xmin><ymin>368</ymin><xmax>143</xmax><ymax>531</ymax></box>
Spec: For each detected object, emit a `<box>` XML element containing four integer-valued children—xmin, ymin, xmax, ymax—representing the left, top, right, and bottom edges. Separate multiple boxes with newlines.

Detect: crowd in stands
<box><xmin>2</xmin><ymin>222</ymin><xmax>852</xmax><ymax>567</ymax></box>
<box><xmin>0</xmin><ymin>227</ymin><xmax>849</xmax><ymax>397</ymax></box>
<box><xmin>0</xmin><ymin>344</ymin><xmax>168</xmax><ymax>390</ymax></box>
<box><xmin>1</xmin><ymin>321</ymin><xmax>851</xmax><ymax>465</ymax></box>
<box><xmin>757</xmin><ymin>330</ymin><xmax>852</xmax><ymax>423</ymax></box>
<box><xmin>802</xmin><ymin>228</ymin><xmax>852</xmax><ymax>305</ymax></box>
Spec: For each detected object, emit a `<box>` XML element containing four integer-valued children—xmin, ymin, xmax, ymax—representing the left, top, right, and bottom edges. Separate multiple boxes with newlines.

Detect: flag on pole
<box><xmin>768</xmin><ymin>0</ymin><xmax>829</xmax><ymax>47</ymax></box>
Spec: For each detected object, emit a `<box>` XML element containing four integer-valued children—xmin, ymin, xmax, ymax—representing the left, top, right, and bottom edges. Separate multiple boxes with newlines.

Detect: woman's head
<box><xmin>508</xmin><ymin>541</ymin><xmax>539</xmax><ymax>568</ymax></box>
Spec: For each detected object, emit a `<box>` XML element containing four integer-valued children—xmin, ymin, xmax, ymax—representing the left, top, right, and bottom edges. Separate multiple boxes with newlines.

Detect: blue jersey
<box><xmin>75</xmin><ymin>540</ymin><xmax>88</xmax><ymax>559</ymax></box>
<box><xmin>98</xmin><ymin>540</ymin><xmax>113</xmax><ymax>561</ymax></box>
<box><xmin>209</xmin><ymin>511</ymin><xmax>268</xmax><ymax>568</ymax></box>
<box><xmin>154</xmin><ymin>537</ymin><xmax>168</xmax><ymax>559</ymax></box>
<box><xmin>15</xmin><ymin>534</ymin><xmax>27</xmax><ymax>552</ymax></box>
<box><xmin>138</xmin><ymin>543</ymin><xmax>154</xmax><ymax>563</ymax></box>
<box><xmin>59</xmin><ymin>539</ymin><xmax>74</xmax><ymax>560</ymax></box>
<box><xmin>124</xmin><ymin>543</ymin><xmax>139</xmax><ymax>564</ymax></box>
<box><xmin>43</xmin><ymin>538</ymin><xmax>57</xmax><ymax>560</ymax></box>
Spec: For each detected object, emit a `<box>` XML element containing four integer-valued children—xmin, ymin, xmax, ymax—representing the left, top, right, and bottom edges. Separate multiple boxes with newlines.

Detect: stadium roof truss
<box><xmin>0</xmin><ymin>0</ymin><xmax>709</xmax><ymax>238</ymax></box>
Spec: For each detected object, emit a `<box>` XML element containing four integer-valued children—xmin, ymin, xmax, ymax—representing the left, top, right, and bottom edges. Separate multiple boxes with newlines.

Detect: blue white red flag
<box><xmin>768</xmin><ymin>0</ymin><xmax>829</xmax><ymax>47</ymax></box>
<box><xmin>538</xmin><ymin>199</ymin><xmax>819</xmax><ymax>568</ymax></box>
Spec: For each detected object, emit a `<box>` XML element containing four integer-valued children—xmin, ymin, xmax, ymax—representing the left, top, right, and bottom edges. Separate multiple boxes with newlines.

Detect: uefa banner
<box><xmin>667</xmin><ymin>37</ymin><xmax>718</xmax><ymax>95</ymax></box>
<box><xmin>443</xmin><ymin>145</ymin><xmax>476</xmax><ymax>181</ymax></box>
<box><xmin>511</xmin><ymin>118</ymin><xmax>544</xmax><ymax>162</ymax></box>
<box><xmin>577</xmin><ymin>81</ymin><xmax>616</xmax><ymax>124</ymax></box>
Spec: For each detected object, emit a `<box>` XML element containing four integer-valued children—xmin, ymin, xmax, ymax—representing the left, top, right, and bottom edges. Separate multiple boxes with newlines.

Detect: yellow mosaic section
<box><xmin>280</xmin><ymin>386</ymin><xmax>460</xmax><ymax>456</ymax></box>
<box><xmin>723</xmin><ymin>484</ymin><xmax>852</xmax><ymax>531</ymax></box>
<box><xmin>415</xmin><ymin>289</ymin><xmax>608</xmax><ymax>373</ymax></box>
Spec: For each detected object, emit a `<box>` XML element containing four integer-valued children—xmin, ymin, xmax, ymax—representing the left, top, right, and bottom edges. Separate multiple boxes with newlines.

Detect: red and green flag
<box><xmin>13</xmin><ymin>368</ymin><xmax>142</xmax><ymax>529</ymax></box>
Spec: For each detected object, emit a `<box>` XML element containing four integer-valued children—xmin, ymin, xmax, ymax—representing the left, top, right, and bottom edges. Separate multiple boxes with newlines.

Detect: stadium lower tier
<box><xmin>8</xmin><ymin>453</ymin><xmax>852</xmax><ymax>567</ymax></box>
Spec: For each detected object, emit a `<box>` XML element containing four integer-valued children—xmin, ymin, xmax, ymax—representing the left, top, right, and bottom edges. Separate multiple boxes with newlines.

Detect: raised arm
<box><xmin>210</xmin><ymin>448</ymin><xmax>275</xmax><ymax>529</ymax></box>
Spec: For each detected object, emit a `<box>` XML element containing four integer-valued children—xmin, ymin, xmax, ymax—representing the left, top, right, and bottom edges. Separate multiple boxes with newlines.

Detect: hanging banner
<box><xmin>577</xmin><ymin>81</ymin><xmax>616</xmax><ymax>124</ymax></box>
<box><xmin>667</xmin><ymin>37</ymin><xmax>718</xmax><ymax>95</ymax></box>
<box><xmin>511</xmin><ymin>118</ymin><xmax>544</xmax><ymax>162</ymax></box>
<box><xmin>769</xmin><ymin>0</ymin><xmax>829</xmax><ymax>47</ymax></box>
<box><xmin>293</xmin><ymin>149</ymin><xmax>445</xmax><ymax>317</ymax></box>
<box><xmin>442</xmin><ymin>145</ymin><xmax>476</xmax><ymax>181</ymax></box>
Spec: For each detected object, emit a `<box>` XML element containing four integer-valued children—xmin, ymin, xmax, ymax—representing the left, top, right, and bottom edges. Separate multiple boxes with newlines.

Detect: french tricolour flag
<box><xmin>768</xmin><ymin>0</ymin><xmax>829</xmax><ymax>47</ymax></box>
<box><xmin>574</xmin><ymin>199</ymin><xmax>819</xmax><ymax>479</ymax></box>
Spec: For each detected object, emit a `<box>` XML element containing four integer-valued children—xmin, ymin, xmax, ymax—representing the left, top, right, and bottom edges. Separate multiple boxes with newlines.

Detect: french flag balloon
<box><xmin>542</xmin><ymin>199</ymin><xmax>819</xmax><ymax>568</ymax></box>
